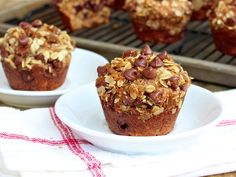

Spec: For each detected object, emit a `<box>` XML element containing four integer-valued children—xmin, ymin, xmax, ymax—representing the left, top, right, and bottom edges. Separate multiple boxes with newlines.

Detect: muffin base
<box><xmin>211</xmin><ymin>27</ymin><xmax>236</xmax><ymax>56</ymax></box>
<box><xmin>101</xmin><ymin>100</ymin><xmax>180</xmax><ymax>136</ymax></box>
<box><xmin>132</xmin><ymin>21</ymin><xmax>184</xmax><ymax>44</ymax></box>
<box><xmin>2</xmin><ymin>62</ymin><xmax>69</xmax><ymax>91</ymax></box>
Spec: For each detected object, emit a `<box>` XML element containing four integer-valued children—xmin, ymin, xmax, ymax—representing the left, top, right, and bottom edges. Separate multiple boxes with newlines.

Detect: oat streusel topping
<box><xmin>125</xmin><ymin>0</ymin><xmax>192</xmax><ymax>35</ymax></box>
<box><xmin>0</xmin><ymin>20</ymin><xmax>74</xmax><ymax>71</ymax></box>
<box><xmin>209</xmin><ymin>0</ymin><xmax>236</xmax><ymax>30</ymax></box>
<box><xmin>96</xmin><ymin>45</ymin><xmax>191</xmax><ymax>120</ymax></box>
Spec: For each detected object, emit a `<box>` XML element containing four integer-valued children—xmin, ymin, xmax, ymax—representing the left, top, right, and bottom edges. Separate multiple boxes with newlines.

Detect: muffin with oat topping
<box><xmin>96</xmin><ymin>45</ymin><xmax>191</xmax><ymax>136</ymax></box>
<box><xmin>209</xmin><ymin>0</ymin><xmax>236</xmax><ymax>56</ymax></box>
<box><xmin>191</xmin><ymin>0</ymin><xmax>214</xmax><ymax>20</ymax></box>
<box><xmin>53</xmin><ymin>0</ymin><xmax>112</xmax><ymax>31</ymax></box>
<box><xmin>125</xmin><ymin>0</ymin><xmax>192</xmax><ymax>44</ymax></box>
<box><xmin>0</xmin><ymin>19</ymin><xmax>74</xmax><ymax>91</ymax></box>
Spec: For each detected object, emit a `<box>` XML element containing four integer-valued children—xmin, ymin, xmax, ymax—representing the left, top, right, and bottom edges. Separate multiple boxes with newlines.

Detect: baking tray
<box><xmin>0</xmin><ymin>3</ymin><xmax>236</xmax><ymax>87</ymax></box>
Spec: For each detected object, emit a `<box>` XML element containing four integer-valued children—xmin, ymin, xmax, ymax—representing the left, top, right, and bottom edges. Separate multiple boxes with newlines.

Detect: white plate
<box><xmin>0</xmin><ymin>48</ymin><xmax>108</xmax><ymax>108</ymax></box>
<box><xmin>55</xmin><ymin>83</ymin><xmax>223</xmax><ymax>154</ymax></box>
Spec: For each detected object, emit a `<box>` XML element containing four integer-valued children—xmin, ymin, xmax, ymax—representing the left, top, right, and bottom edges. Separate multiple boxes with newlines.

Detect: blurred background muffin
<box><xmin>53</xmin><ymin>0</ymin><xmax>112</xmax><ymax>31</ymax></box>
<box><xmin>191</xmin><ymin>0</ymin><xmax>214</xmax><ymax>21</ymax></box>
<box><xmin>0</xmin><ymin>19</ymin><xmax>74</xmax><ymax>91</ymax></box>
<box><xmin>96</xmin><ymin>45</ymin><xmax>191</xmax><ymax>136</ymax></box>
<box><xmin>209</xmin><ymin>0</ymin><xmax>236</xmax><ymax>56</ymax></box>
<box><xmin>125</xmin><ymin>0</ymin><xmax>192</xmax><ymax>44</ymax></box>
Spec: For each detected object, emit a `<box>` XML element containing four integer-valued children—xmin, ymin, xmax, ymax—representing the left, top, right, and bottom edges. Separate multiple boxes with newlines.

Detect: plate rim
<box><xmin>55</xmin><ymin>83</ymin><xmax>223</xmax><ymax>143</ymax></box>
<box><xmin>0</xmin><ymin>48</ymin><xmax>108</xmax><ymax>97</ymax></box>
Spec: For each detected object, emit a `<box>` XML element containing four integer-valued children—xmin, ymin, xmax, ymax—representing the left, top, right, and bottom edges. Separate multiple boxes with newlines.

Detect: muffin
<box><xmin>191</xmin><ymin>0</ymin><xmax>214</xmax><ymax>20</ymax></box>
<box><xmin>209</xmin><ymin>0</ymin><xmax>236</xmax><ymax>56</ymax></box>
<box><xmin>53</xmin><ymin>0</ymin><xmax>112</xmax><ymax>31</ymax></box>
<box><xmin>96</xmin><ymin>45</ymin><xmax>191</xmax><ymax>136</ymax></box>
<box><xmin>0</xmin><ymin>19</ymin><xmax>74</xmax><ymax>91</ymax></box>
<box><xmin>125</xmin><ymin>0</ymin><xmax>192</xmax><ymax>44</ymax></box>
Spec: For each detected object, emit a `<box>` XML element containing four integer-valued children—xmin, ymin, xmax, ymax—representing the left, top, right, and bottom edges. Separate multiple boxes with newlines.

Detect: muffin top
<box><xmin>209</xmin><ymin>0</ymin><xmax>236</xmax><ymax>30</ymax></box>
<box><xmin>96</xmin><ymin>45</ymin><xmax>191</xmax><ymax>120</ymax></box>
<box><xmin>0</xmin><ymin>19</ymin><xmax>74</xmax><ymax>71</ymax></box>
<box><xmin>192</xmin><ymin>0</ymin><xmax>211</xmax><ymax>11</ymax></box>
<box><xmin>125</xmin><ymin>0</ymin><xmax>192</xmax><ymax>35</ymax></box>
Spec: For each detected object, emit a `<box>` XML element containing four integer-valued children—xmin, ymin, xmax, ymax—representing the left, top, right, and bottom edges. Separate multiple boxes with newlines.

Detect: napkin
<box><xmin>0</xmin><ymin>89</ymin><xmax>236</xmax><ymax>177</ymax></box>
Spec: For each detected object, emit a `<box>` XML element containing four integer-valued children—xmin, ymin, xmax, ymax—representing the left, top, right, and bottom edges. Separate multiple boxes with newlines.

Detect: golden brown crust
<box><xmin>102</xmin><ymin>99</ymin><xmax>180</xmax><ymax>136</ymax></box>
<box><xmin>2</xmin><ymin>61</ymin><xmax>69</xmax><ymax>91</ymax></box>
<box><xmin>191</xmin><ymin>0</ymin><xmax>214</xmax><ymax>20</ymax></box>
<box><xmin>96</xmin><ymin>45</ymin><xmax>191</xmax><ymax>136</ymax></box>
<box><xmin>55</xmin><ymin>0</ymin><xmax>112</xmax><ymax>31</ymax></box>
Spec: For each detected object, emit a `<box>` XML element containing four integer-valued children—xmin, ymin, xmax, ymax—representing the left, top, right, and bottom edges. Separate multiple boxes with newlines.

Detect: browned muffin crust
<box><xmin>54</xmin><ymin>0</ymin><xmax>112</xmax><ymax>31</ymax></box>
<box><xmin>96</xmin><ymin>45</ymin><xmax>191</xmax><ymax>136</ymax></box>
<box><xmin>125</xmin><ymin>0</ymin><xmax>192</xmax><ymax>43</ymax></box>
<box><xmin>191</xmin><ymin>0</ymin><xmax>214</xmax><ymax>20</ymax></box>
<box><xmin>209</xmin><ymin>0</ymin><xmax>236</xmax><ymax>56</ymax></box>
<box><xmin>0</xmin><ymin>19</ymin><xmax>74</xmax><ymax>91</ymax></box>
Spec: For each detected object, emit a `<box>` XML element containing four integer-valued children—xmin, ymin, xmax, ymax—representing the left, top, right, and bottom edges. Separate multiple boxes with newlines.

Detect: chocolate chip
<box><xmin>150</xmin><ymin>56</ymin><xmax>163</xmax><ymax>68</ymax></box>
<box><xmin>51</xmin><ymin>60</ymin><xmax>63</xmax><ymax>70</ymax></box>
<box><xmin>16</xmin><ymin>46</ymin><xmax>28</xmax><ymax>57</ymax></box>
<box><xmin>122</xmin><ymin>50</ymin><xmax>137</xmax><ymax>58</ymax></box>
<box><xmin>180</xmin><ymin>83</ymin><xmax>188</xmax><ymax>91</ymax></box>
<box><xmin>124</xmin><ymin>68</ymin><xmax>138</xmax><ymax>81</ymax></box>
<box><xmin>96</xmin><ymin>77</ymin><xmax>106</xmax><ymax>87</ymax></box>
<box><xmin>225</xmin><ymin>18</ymin><xmax>236</xmax><ymax>26</ymax></box>
<box><xmin>149</xmin><ymin>91</ymin><xmax>163</xmax><ymax>104</ymax></box>
<box><xmin>32</xmin><ymin>19</ymin><xmax>43</xmax><ymax>27</ymax></box>
<box><xmin>157</xmin><ymin>51</ymin><xmax>168</xmax><ymax>60</ymax></box>
<box><xmin>168</xmin><ymin>76</ymin><xmax>180</xmax><ymax>90</ymax></box>
<box><xmin>14</xmin><ymin>55</ymin><xmax>23</xmax><ymax>66</ymax></box>
<box><xmin>122</xmin><ymin>95</ymin><xmax>135</xmax><ymax>106</ymax></box>
<box><xmin>142</xmin><ymin>67</ymin><xmax>156</xmax><ymax>79</ymax></box>
<box><xmin>35</xmin><ymin>54</ymin><xmax>45</xmax><ymax>62</ymax></box>
<box><xmin>21</xmin><ymin>70</ymin><xmax>34</xmax><ymax>83</ymax></box>
<box><xmin>19</xmin><ymin>22</ymin><xmax>31</xmax><ymax>29</ymax></box>
<box><xmin>19</xmin><ymin>36</ymin><xmax>28</xmax><ymax>45</ymax></box>
<box><xmin>120</xmin><ymin>123</ymin><xmax>128</xmax><ymax>130</ymax></box>
<box><xmin>97</xmin><ymin>66</ymin><xmax>107</xmax><ymax>76</ymax></box>
<box><xmin>141</xmin><ymin>44</ymin><xmax>152</xmax><ymax>55</ymax></box>
<box><xmin>134</xmin><ymin>55</ymin><xmax>147</xmax><ymax>67</ymax></box>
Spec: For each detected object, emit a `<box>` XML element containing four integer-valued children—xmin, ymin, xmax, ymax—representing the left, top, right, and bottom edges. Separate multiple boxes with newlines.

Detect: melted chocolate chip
<box><xmin>149</xmin><ymin>91</ymin><xmax>163</xmax><ymax>104</ymax></box>
<box><xmin>35</xmin><ymin>54</ymin><xmax>45</xmax><ymax>62</ymax></box>
<box><xmin>120</xmin><ymin>123</ymin><xmax>128</xmax><ymax>130</ymax></box>
<box><xmin>141</xmin><ymin>44</ymin><xmax>152</xmax><ymax>55</ymax></box>
<box><xmin>21</xmin><ymin>70</ymin><xmax>34</xmax><ymax>83</ymax></box>
<box><xmin>31</xmin><ymin>19</ymin><xmax>43</xmax><ymax>27</ymax></box>
<box><xmin>16</xmin><ymin>46</ymin><xmax>28</xmax><ymax>57</ymax></box>
<box><xmin>19</xmin><ymin>36</ymin><xmax>28</xmax><ymax>45</ymax></box>
<box><xmin>157</xmin><ymin>51</ymin><xmax>168</xmax><ymax>60</ymax></box>
<box><xmin>19</xmin><ymin>22</ymin><xmax>31</xmax><ymax>29</ymax></box>
<box><xmin>51</xmin><ymin>60</ymin><xmax>63</xmax><ymax>71</ymax></box>
<box><xmin>97</xmin><ymin>66</ymin><xmax>107</xmax><ymax>76</ymax></box>
<box><xmin>122</xmin><ymin>50</ymin><xmax>138</xmax><ymax>58</ymax></box>
<box><xmin>225</xmin><ymin>18</ymin><xmax>236</xmax><ymax>26</ymax></box>
<box><xmin>124</xmin><ymin>68</ymin><xmax>138</xmax><ymax>81</ymax></box>
<box><xmin>134</xmin><ymin>55</ymin><xmax>147</xmax><ymax>67</ymax></box>
<box><xmin>14</xmin><ymin>55</ymin><xmax>23</xmax><ymax>66</ymax></box>
<box><xmin>150</xmin><ymin>56</ymin><xmax>163</xmax><ymax>68</ymax></box>
<box><xmin>122</xmin><ymin>95</ymin><xmax>135</xmax><ymax>106</ymax></box>
<box><xmin>142</xmin><ymin>67</ymin><xmax>156</xmax><ymax>79</ymax></box>
<box><xmin>168</xmin><ymin>76</ymin><xmax>180</xmax><ymax>90</ymax></box>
